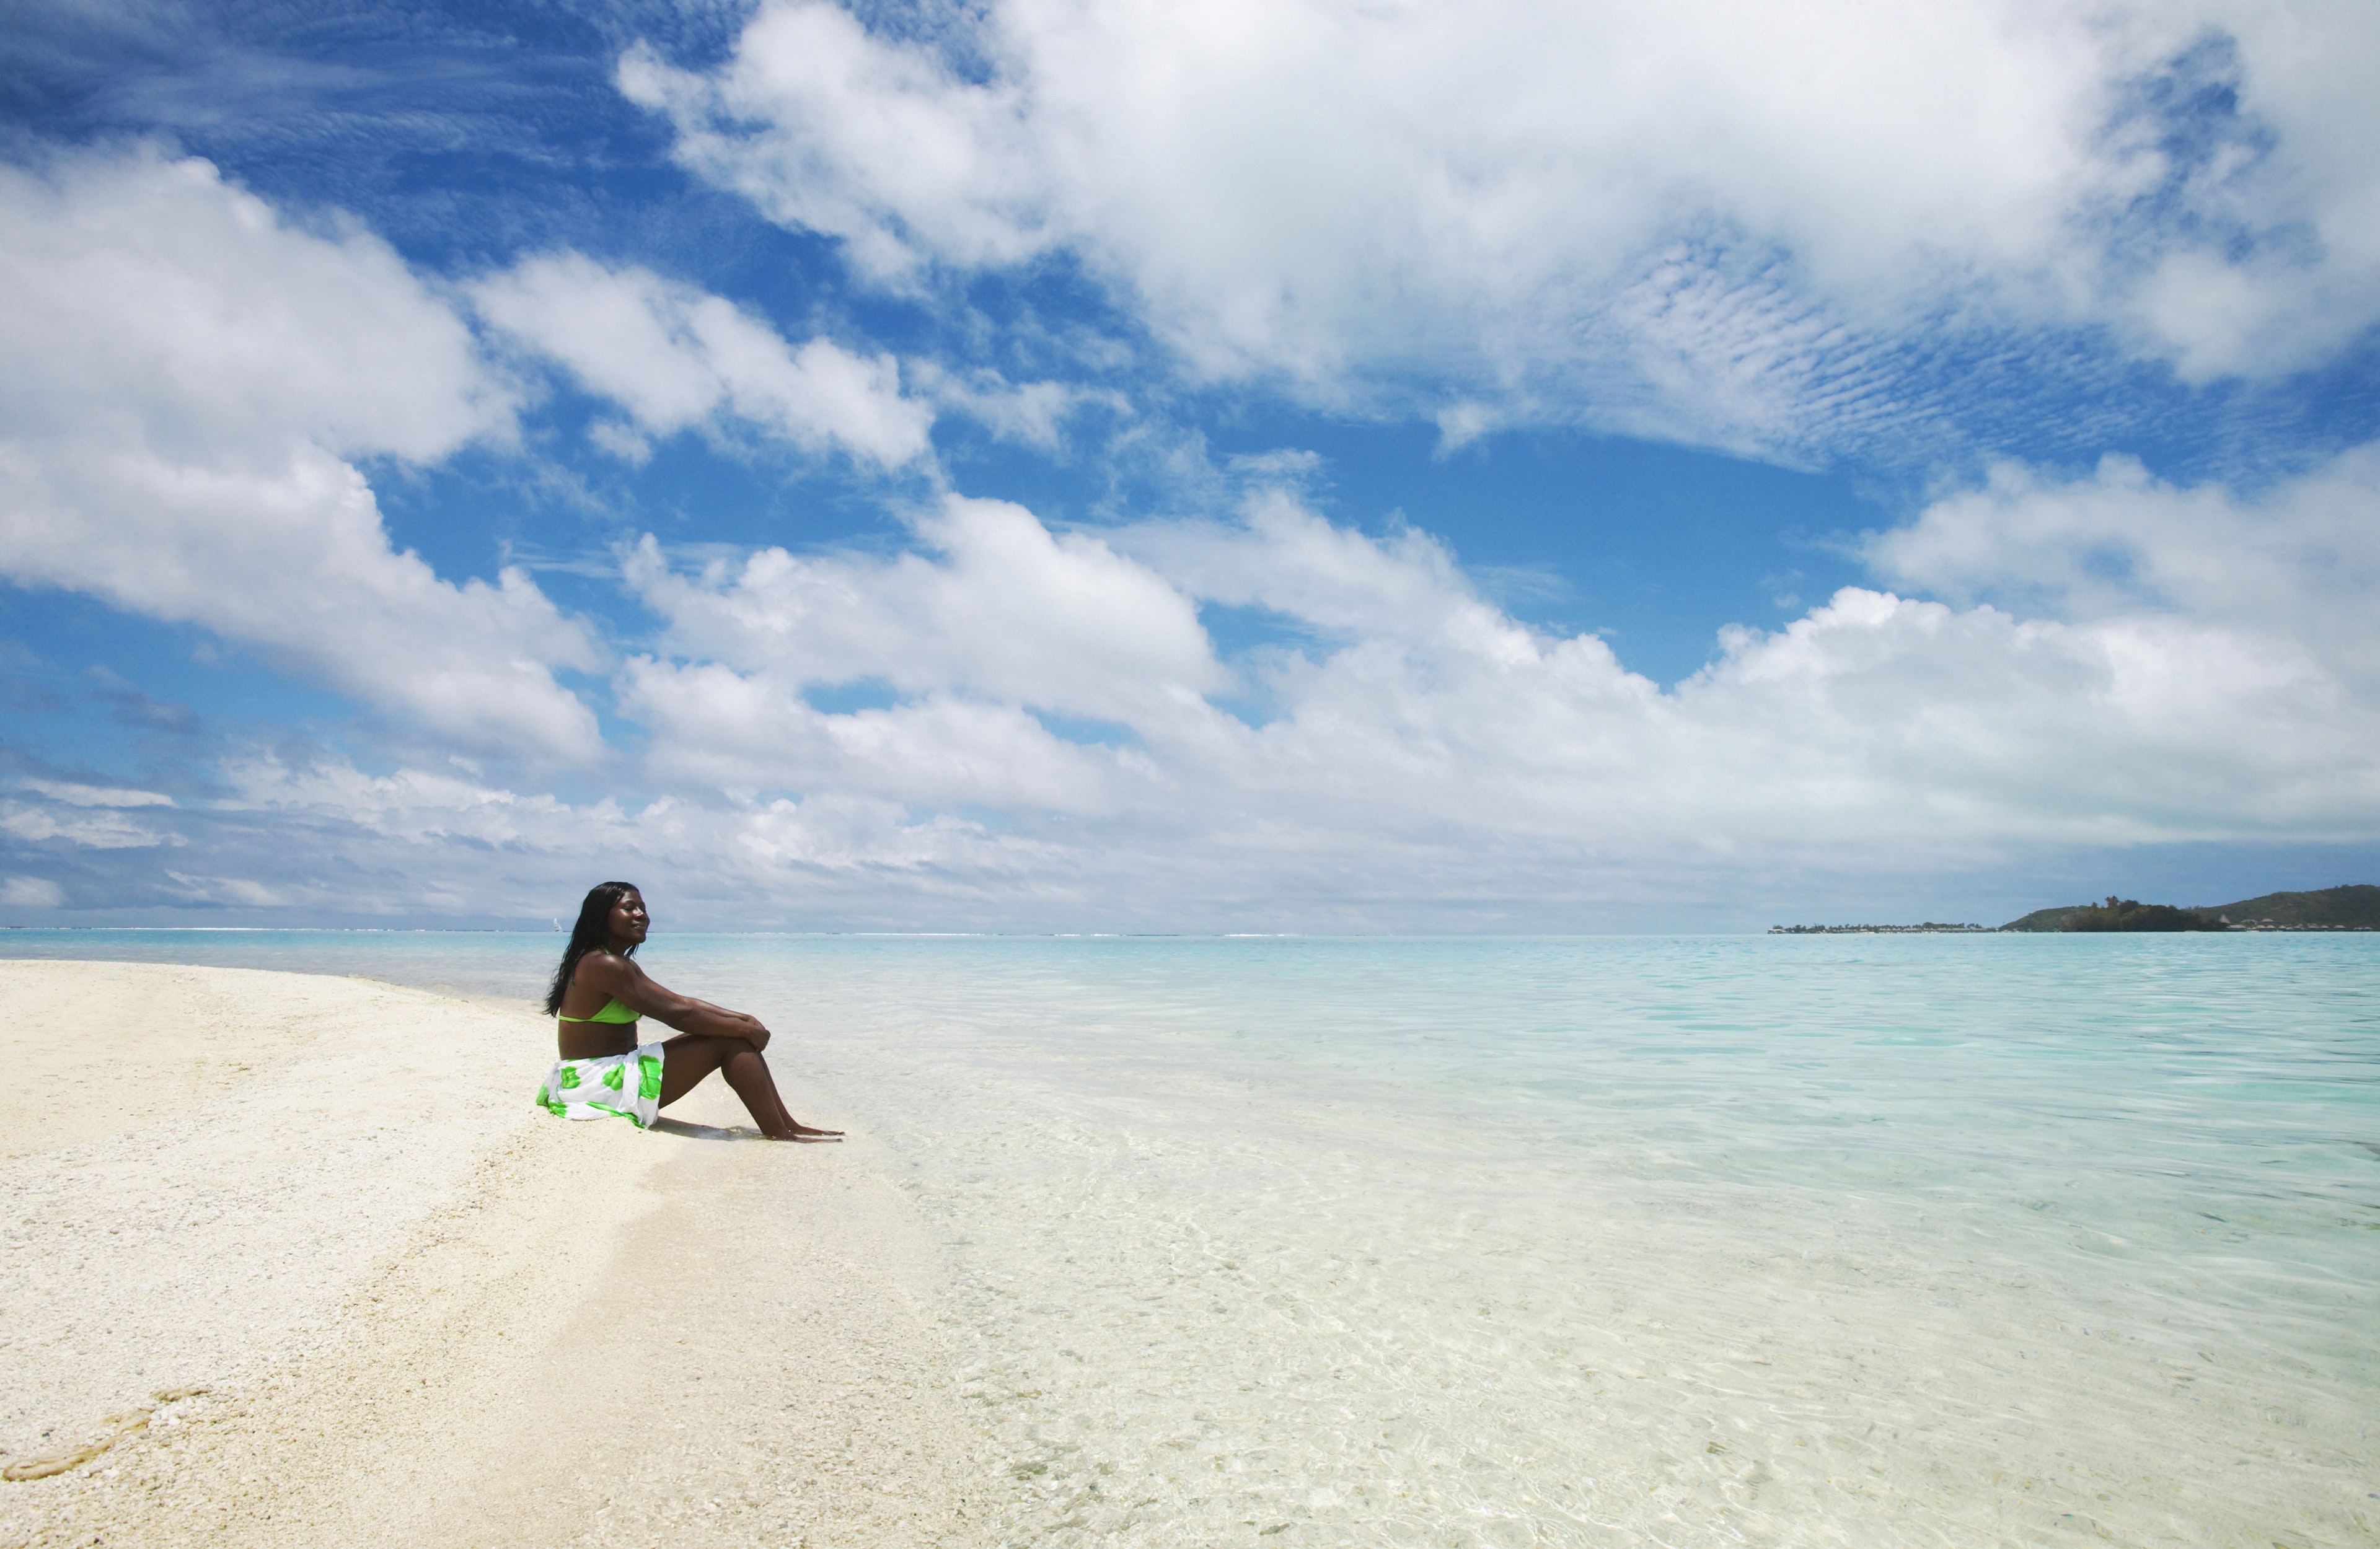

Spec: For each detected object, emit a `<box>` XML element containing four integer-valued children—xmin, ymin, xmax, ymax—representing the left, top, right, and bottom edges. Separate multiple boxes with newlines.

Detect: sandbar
<box><xmin>0</xmin><ymin>960</ymin><xmax>989</xmax><ymax>1548</ymax></box>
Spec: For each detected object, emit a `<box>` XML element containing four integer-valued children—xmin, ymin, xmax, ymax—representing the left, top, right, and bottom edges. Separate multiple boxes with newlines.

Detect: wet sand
<box><xmin>0</xmin><ymin>960</ymin><xmax>989</xmax><ymax>1548</ymax></box>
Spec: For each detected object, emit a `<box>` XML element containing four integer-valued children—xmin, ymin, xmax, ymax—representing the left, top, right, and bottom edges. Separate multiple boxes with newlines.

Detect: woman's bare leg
<box><xmin>658</xmin><ymin>1035</ymin><xmax>842</xmax><ymax>1140</ymax></box>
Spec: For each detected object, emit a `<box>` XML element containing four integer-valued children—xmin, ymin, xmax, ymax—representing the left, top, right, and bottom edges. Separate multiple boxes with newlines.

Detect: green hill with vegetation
<box><xmin>2000</xmin><ymin>884</ymin><xmax>2380</xmax><ymax>932</ymax></box>
<box><xmin>2057</xmin><ymin>897</ymin><xmax>2212</xmax><ymax>931</ymax></box>
<box><xmin>2197</xmin><ymin>884</ymin><xmax>2380</xmax><ymax>928</ymax></box>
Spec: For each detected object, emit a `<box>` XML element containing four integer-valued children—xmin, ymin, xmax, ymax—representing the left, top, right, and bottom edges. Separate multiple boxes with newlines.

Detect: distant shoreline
<box><xmin>1767</xmin><ymin>923</ymin><xmax>1988</xmax><ymax>934</ymax></box>
<box><xmin>1776</xmin><ymin>883</ymin><xmax>2380</xmax><ymax>935</ymax></box>
<box><xmin>1768</xmin><ymin>922</ymin><xmax>2376</xmax><ymax>934</ymax></box>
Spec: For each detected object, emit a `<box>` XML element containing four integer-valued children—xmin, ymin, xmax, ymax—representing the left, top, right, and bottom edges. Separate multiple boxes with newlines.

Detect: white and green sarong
<box><xmin>536</xmin><ymin>1042</ymin><xmax>668</xmax><ymax>1128</ymax></box>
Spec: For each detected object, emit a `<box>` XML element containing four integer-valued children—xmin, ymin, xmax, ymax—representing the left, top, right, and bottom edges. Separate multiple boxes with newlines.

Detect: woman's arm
<box><xmin>575</xmin><ymin>955</ymin><xmax>771</xmax><ymax>1050</ymax></box>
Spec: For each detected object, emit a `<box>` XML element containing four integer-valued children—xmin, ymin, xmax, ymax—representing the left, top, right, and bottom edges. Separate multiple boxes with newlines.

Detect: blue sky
<box><xmin>4</xmin><ymin>0</ymin><xmax>2378</xmax><ymax>931</ymax></box>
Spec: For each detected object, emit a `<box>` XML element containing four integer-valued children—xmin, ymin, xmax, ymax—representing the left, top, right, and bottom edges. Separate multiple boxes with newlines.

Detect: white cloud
<box><xmin>0</xmin><ymin>149</ymin><xmax>506</xmax><ymax>463</ymax></box>
<box><xmin>1098</xmin><ymin>496</ymin><xmax>2374</xmax><ymax>849</ymax></box>
<box><xmin>617</xmin><ymin>661</ymin><xmax>1132</xmax><ymax>811</ymax></box>
<box><xmin>1</xmin><ymin>877</ymin><xmax>67</xmax><ymax>910</ymax></box>
<box><xmin>0</xmin><ymin>441</ymin><xmax>604</xmax><ymax>758</ymax></box>
<box><xmin>21</xmin><ymin>452</ymin><xmax>2373</xmax><ymax>928</ymax></box>
<box><xmin>605</xmin><ymin>483</ymin><xmax>2380</xmax><ymax>884</ymax></box>
<box><xmin>1110</xmin><ymin>492</ymin><xmax>1528</xmax><ymax>652</ymax></box>
<box><xmin>4</xmin><ymin>117</ymin><xmax>2366</xmax><ymax>923</ymax></box>
<box><xmin>471</xmin><ymin>253</ymin><xmax>935</xmax><ymax>468</ymax></box>
<box><xmin>15</xmin><ymin>780</ymin><xmax>175</xmax><ymax>809</ymax></box>
<box><xmin>626</xmin><ymin>494</ymin><xmax>1227</xmax><ymax>722</ymax></box>
<box><xmin>1</xmin><ymin>799</ymin><xmax>177</xmax><ymax>850</ymax></box>
<box><xmin>1678</xmin><ymin>590</ymin><xmax>2369</xmax><ymax>842</ymax></box>
<box><xmin>619</xmin><ymin>6</ymin><xmax>1052</xmax><ymax>285</ymax></box>
<box><xmin>2117</xmin><ymin>0</ymin><xmax>2380</xmax><ymax>380</ymax></box>
<box><xmin>1867</xmin><ymin>445</ymin><xmax>2380</xmax><ymax>685</ymax></box>
<box><xmin>159</xmin><ymin>870</ymin><xmax>288</xmax><ymax>908</ymax></box>
<box><xmin>904</xmin><ymin>361</ymin><xmax>1122</xmax><ymax>450</ymax></box>
<box><xmin>624</xmin><ymin>0</ymin><xmax>2380</xmax><ymax>447</ymax></box>
<box><xmin>226</xmin><ymin>754</ymin><xmax>577</xmax><ymax>847</ymax></box>
<box><xmin>211</xmin><ymin>751</ymin><xmax>1073</xmax><ymax>922</ymax></box>
<box><xmin>0</xmin><ymin>146</ymin><xmax>602</xmax><ymax>758</ymax></box>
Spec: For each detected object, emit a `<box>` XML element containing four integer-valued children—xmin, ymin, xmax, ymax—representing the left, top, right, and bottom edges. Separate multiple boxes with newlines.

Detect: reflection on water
<box><xmin>10</xmin><ymin>931</ymin><xmax>2376</xmax><ymax>1544</ymax></box>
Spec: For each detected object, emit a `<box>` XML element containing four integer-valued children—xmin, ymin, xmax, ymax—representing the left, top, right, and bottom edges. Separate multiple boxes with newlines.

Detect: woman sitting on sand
<box><xmin>536</xmin><ymin>881</ymin><xmax>840</xmax><ymax>1142</ymax></box>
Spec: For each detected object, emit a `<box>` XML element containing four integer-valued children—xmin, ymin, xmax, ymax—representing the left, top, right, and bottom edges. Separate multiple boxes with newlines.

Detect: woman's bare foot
<box><xmin>762</xmin><ymin>1120</ymin><xmax>844</xmax><ymax>1141</ymax></box>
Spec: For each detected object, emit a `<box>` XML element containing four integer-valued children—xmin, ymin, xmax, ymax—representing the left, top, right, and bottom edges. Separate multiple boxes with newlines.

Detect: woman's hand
<box><xmin>700</xmin><ymin>1003</ymin><xmax>770</xmax><ymax>1050</ymax></box>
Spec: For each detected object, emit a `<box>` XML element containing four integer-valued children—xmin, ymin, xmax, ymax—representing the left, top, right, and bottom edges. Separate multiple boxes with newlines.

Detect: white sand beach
<box><xmin>0</xmin><ymin>960</ymin><xmax>990</xmax><ymax>1548</ymax></box>
<box><xmin>6</xmin><ymin>944</ymin><xmax>2372</xmax><ymax>1549</ymax></box>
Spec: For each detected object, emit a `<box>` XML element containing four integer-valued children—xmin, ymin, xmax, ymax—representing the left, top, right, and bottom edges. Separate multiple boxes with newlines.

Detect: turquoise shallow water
<box><xmin>8</xmin><ymin>930</ymin><xmax>2376</xmax><ymax>1545</ymax></box>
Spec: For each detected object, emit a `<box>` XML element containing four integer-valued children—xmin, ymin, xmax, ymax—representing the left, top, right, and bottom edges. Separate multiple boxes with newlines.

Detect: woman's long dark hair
<box><xmin>545</xmin><ymin>881</ymin><xmax>641</xmax><ymax>1016</ymax></box>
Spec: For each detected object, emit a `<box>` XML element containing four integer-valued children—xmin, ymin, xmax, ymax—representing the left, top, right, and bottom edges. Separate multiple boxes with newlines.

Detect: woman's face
<box><xmin>606</xmin><ymin>890</ymin><xmax>649</xmax><ymax>948</ymax></box>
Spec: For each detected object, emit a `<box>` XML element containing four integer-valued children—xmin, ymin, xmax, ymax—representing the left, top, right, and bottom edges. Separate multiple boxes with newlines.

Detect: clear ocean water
<box><xmin>8</xmin><ymin>929</ymin><xmax>2374</xmax><ymax>1546</ymax></box>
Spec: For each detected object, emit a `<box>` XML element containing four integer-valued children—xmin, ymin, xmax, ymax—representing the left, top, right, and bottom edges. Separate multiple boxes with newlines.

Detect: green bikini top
<box><xmin>557</xmin><ymin>996</ymin><xmax>640</xmax><ymax>1025</ymax></box>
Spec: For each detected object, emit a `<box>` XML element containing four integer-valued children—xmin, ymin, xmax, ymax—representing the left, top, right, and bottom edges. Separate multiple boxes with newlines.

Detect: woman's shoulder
<box><xmin>572</xmin><ymin>949</ymin><xmax>633</xmax><ymax>984</ymax></box>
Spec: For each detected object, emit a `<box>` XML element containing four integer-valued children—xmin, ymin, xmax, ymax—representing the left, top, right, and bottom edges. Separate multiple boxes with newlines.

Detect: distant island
<box><xmin>1768</xmin><ymin>922</ymin><xmax>1988</xmax><ymax>935</ymax></box>
<box><xmin>1773</xmin><ymin>884</ymin><xmax>2380</xmax><ymax>935</ymax></box>
<box><xmin>2028</xmin><ymin>897</ymin><xmax>2215</xmax><ymax>932</ymax></box>
<box><xmin>2001</xmin><ymin>884</ymin><xmax>2380</xmax><ymax>932</ymax></box>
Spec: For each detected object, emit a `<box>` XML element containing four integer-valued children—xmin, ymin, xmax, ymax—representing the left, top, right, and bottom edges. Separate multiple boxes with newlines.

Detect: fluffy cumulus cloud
<box><xmin>616</xmin><ymin>495</ymin><xmax>1223</xmax><ymax>809</ymax></box>
<box><xmin>551</xmin><ymin>478</ymin><xmax>2378</xmax><ymax>916</ymax></box>
<box><xmin>1867</xmin><ymin>445</ymin><xmax>2380</xmax><ymax>685</ymax></box>
<box><xmin>1109</xmin><ymin>493</ymin><xmax>2380</xmax><ymax>849</ymax></box>
<box><xmin>630</xmin><ymin>496</ymin><xmax>1225</xmax><ymax>715</ymax></box>
<box><xmin>624</xmin><ymin>0</ymin><xmax>2380</xmax><ymax>452</ymax></box>
<box><xmin>76</xmin><ymin>463</ymin><xmax>2367</xmax><ymax>928</ymax></box>
<box><xmin>470</xmin><ymin>253</ymin><xmax>935</xmax><ymax>467</ymax></box>
<box><xmin>0</xmin><ymin>146</ymin><xmax>603</xmax><ymax>757</ymax></box>
<box><xmin>619</xmin><ymin>663</ymin><xmax>1132</xmax><ymax>812</ymax></box>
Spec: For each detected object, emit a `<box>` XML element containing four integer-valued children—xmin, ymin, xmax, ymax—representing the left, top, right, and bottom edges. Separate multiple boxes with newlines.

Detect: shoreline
<box><xmin>5</xmin><ymin>943</ymin><xmax>2369</xmax><ymax>1545</ymax></box>
<box><xmin>0</xmin><ymin>960</ymin><xmax>989</xmax><ymax>1548</ymax></box>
